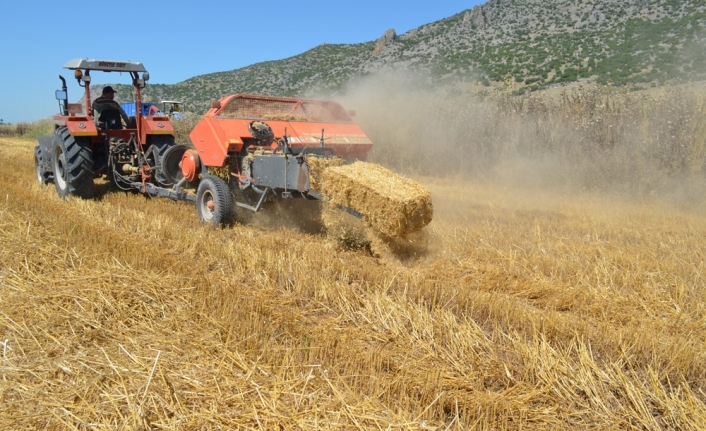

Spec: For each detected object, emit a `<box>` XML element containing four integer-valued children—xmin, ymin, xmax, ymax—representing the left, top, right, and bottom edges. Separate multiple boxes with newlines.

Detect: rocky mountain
<box><xmin>111</xmin><ymin>0</ymin><xmax>706</xmax><ymax>114</ymax></box>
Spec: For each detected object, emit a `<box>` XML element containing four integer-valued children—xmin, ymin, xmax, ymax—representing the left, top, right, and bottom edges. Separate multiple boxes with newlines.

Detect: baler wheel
<box><xmin>52</xmin><ymin>127</ymin><xmax>94</xmax><ymax>199</ymax></box>
<box><xmin>196</xmin><ymin>175</ymin><xmax>233</xmax><ymax>225</ymax></box>
<box><xmin>34</xmin><ymin>145</ymin><xmax>50</xmax><ymax>185</ymax></box>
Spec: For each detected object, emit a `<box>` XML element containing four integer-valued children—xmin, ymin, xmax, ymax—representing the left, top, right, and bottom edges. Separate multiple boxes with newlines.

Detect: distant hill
<box><xmin>108</xmin><ymin>0</ymin><xmax>706</xmax><ymax>114</ymax></box>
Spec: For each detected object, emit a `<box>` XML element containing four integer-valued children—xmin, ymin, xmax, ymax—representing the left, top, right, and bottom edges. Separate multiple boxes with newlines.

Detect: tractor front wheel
<box><xmin>196</xmin><ymin>175</ymin><xmax>233</xmax><ymax>225</ymax></box>
<box><xmin>34</xmin><ymin>146</ymin><xmax>50</xmax><ymax>185</ymax></box>
<box><xmin>53</xmin><ymin>127</ymin><xmax>94</xmax><ymax>199</ymax></box>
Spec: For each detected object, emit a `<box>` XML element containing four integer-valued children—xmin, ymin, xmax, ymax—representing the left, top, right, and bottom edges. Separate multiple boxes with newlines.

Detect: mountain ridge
<box><xmin>104</xmin><ymin>0</ymin><xmax>706</xmax><ymax>114</ymax></box>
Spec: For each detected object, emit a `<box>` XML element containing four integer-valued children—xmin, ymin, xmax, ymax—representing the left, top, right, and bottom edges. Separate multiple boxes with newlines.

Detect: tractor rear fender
<box><xmin>139</xmin><ymin>115</ymin><xmax>174</xmax><ymax>144</ymax></box>
<box><xmin>52</xmin><ymin>116</ymin><xmax>98</xmax><ymax>137</ymax></box>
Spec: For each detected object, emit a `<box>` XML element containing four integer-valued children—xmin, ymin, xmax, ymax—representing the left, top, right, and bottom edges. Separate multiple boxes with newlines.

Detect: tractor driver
<box><xmin>92</xmin><ymin>86</ymin><xmax>129</xmax><ymax>129</ymax></box>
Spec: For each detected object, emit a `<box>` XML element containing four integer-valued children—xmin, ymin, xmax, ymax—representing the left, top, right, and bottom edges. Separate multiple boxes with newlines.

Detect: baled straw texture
<box><xmin>306</xmin><ymin>155</ymin><xmax>344</xmax><ymax>193</ymax></box>
<box><xmin>263</xmin><ymin>114</ymin><xmax>308</xmax><ymax>121</ymax></box>
<box><xmin>320</xmin><ymin>161</ymin><xmax>433</xmax><ymax>238</ymax></box>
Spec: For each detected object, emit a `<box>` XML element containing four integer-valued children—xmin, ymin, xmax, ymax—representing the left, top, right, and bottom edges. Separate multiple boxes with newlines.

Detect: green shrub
<box><xmin>0</xmin><ymin>119</ymin><xmax>54</xmax><ymax>138</ymax></box>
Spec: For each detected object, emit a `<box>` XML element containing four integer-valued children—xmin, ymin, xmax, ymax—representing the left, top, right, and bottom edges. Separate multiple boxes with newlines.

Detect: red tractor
<box><xmin>35</xmin><ymin>59</ymin><xmax>188</xmax><ymax>200</ymax></box>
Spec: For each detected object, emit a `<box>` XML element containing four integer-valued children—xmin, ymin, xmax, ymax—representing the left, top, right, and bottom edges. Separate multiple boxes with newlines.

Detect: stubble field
<box><xmin>0</xmin><ymin>128</ymin><xmax>705</xmax><ymax>429</ymax></box>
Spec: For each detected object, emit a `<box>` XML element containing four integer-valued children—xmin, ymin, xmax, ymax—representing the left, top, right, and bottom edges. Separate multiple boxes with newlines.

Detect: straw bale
<box><xmin>306</xmin><ymin>155</ymin><xmax>344</xmax><ymax>193</ymax></box>
<box><xmin>320</xmin><ymin>161</ymin><xmax>433</xmax><ymax>238</ymax></box>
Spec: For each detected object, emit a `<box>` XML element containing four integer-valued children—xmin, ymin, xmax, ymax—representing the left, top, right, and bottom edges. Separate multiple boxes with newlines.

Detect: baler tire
<box><xmin>53</xmin><ymin>127</ymin><xmax>95</xmax><ymax>199</ymax></box>
<box><xmin>34</xmin><ymin>145</ymin><xmax>50</xmax><ymax>185</ymax></box>
<box><xmin>196</xmin><ymin>175</ymin><xmax>233</xmax><ymax>225</ymax></box>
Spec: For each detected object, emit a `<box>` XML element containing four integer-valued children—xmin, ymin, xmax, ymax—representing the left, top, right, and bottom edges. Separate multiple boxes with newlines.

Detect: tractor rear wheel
<box><xmin>53</xmin><ymin>127</ymin><xmax>94</xmax><ymax>199</ymax></box>
<box><xmin>148</xmin><ymin>135</ymin><xmax>184</xmax><ymax>187</ymax></box>
<box><xmin>196</xmin><ymin>175</ymin><xmax>232</xmax><ymax>225</ymax></box>
<box><xmin>34</xmin><ymin>145</ymin><xmax>50</xmax><ymax>185</ymax></box>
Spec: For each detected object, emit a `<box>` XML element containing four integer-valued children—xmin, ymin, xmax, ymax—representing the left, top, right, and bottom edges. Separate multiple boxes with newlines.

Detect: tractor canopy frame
<box><xmin>55</xmin><ymin>58</ymin><xmax>166</xmax><ymax>147</ymax></box>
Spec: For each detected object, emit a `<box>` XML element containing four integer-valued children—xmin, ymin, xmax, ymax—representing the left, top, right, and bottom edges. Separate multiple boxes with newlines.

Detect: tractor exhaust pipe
<box><xmin>58</xmin><ymin>75</ymin><xmax>68</xmax><ymax>116</ymax></box>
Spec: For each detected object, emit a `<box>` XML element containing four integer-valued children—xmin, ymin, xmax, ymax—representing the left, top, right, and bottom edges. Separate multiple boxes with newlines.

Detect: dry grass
<box><xmin>171</xmin><ymin>115</ymin><xmax>201</xmax><ymax>146</ymax></box>
<box><xmin>0</xmin><ymin>120</ymin><xmax>54</xmax><ymax>139</ymax></box>
<box><xmin>1</xmin><ymin>132</ymin><xmax>706</xmax><ymax>430</ymax></box>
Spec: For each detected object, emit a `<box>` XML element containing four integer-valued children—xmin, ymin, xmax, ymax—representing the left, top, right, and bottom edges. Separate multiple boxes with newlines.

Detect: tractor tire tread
<box><xmin>149</xmin><ymin>135</ymin><xmax>176</xmax><ymax>187</ymax></box>
<box><xmin>54</xmin><ymin>126</ymin><xmax>95</xmax><ymax>198</ymax></box>
<box><xmin>34</xmin><ymin>145</ymin><xmax>51</xmax><ymax>184</ymax></box>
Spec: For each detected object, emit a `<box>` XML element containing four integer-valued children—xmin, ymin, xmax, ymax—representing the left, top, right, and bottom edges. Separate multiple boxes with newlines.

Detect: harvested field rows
<box><xmin>1</xmin><ymin>137</ymin><xmax>705</xmax><ymax>429</ymax></box>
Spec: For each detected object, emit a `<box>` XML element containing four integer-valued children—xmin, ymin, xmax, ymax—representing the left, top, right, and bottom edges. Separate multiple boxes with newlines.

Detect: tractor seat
<box><xmin>97</xmin><ymin>109</ymin><xmax>123</xmax><ymax>130</ymax></box>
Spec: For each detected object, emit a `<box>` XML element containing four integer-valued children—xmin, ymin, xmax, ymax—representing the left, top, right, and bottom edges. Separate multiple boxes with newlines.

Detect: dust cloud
<box><xmin>243</xmin><ymin>70</ymin><xmax>706</xmax><ymax>262</ymax></box>
<box><xmin>333</xmin><ymin>69</ymin><xmax>706</xmax><ymax>212</ymax></box>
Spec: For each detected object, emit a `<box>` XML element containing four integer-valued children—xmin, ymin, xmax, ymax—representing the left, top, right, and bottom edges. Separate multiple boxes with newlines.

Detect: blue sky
<box><xmin>0</xmin><ymin>1</ymin><xmax>484</xmax><ymax>123</ymax></box>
